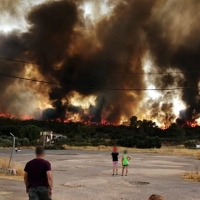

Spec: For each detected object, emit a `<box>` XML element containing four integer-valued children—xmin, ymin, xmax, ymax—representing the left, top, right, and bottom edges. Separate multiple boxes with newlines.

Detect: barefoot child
<box><xmin>121</xmin><ymin>150</ymin><xmax>131</xmax><ymax>176</ymax></box>
<box><xmin>111</xmin><ymin>145</ymin><xmax>119</xmax><ymax>176</ymax></box>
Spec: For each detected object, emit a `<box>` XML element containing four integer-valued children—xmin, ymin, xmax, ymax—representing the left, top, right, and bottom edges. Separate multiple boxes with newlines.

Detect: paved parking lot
<box><xmin>0</xmin><ymin>149</ymin><xmax>200</xmax><ymax>200</ymax></box>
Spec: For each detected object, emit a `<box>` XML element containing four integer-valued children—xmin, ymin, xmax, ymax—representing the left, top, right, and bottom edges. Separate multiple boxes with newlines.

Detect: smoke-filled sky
<box><xmin>0</xmin><ymin>0</ymin><xmax>200</xmax><ymax>126</ymax></box>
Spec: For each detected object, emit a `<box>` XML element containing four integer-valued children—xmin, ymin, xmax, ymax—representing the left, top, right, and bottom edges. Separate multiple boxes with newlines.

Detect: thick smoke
<box><xmin>24</xmin><ymin>0</ymin><xmax>152</xmax><ymax>123</ymax></box>
<box><xmin>0</xmin><ymin>0</ymin><xmax>200</xmax><ymax>124</ymax></box>
<box><xmin>145</xmin><ymin>0</ymin><xmax>200</xmax><ymax>122</ymax></box>
<box><xmin>0</xmin><ymin>0</ymin><xmax>21</xmax><ymax>16</ymax></box>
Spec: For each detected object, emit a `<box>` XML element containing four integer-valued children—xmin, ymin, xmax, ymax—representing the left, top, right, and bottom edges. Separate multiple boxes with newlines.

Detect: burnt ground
<box><xmin>0</xmin><ymin>149</ymin><xmax>200</xmax><ymax>200</ymax></box>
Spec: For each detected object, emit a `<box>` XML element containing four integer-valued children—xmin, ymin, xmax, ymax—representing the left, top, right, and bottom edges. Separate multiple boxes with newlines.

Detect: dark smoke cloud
<box><xmin>145</xmin><ymin>0</ymin><xmax>200</xmax><ymax>122</ymax></box>
<box><xmin>26</xmin><ymin>0</ymin><xmax>155</xmax><ymax>123</ymax></box>
<box><xmin>89</xmin><ymin>96</ymin><xmax>106</xmax><ymax>123</ymax></box>
<box><xmin>1</xmin><ymin>0</ymin><xmax>200</xmax><ymax>124</ymax></box>
<box><xmin>0</xmin><ymin>31</ymin><xmax>26</xmax><ymax>114</ymax></box>
<box><xmin>25</xmin><ymin>0</ymin><xmax>79</xmax><ymax>75</ymax></box>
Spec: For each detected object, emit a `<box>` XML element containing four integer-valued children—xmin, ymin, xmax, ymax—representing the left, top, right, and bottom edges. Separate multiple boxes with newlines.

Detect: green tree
<box><xmin>167</xmin><ymin>123</ymin><xmax>185</xmax><ymax>142</ymax></box>
<box><xmin>130</xmin><ymin>116</ymin><xmax>138</xmax><ymax>128</ymax></box>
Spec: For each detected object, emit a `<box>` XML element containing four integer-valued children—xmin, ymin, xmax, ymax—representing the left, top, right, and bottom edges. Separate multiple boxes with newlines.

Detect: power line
<box><xmin>111</xmin><ymin>72</ymin><xmax>198</xmax><ymax>75</ymax></box>
<box><xmin>0</xmin><ymin>55</ymin><xmax>200</xmax><ymax>75</ymax></box>
<box><xmin>0</xmin><ymin>72</ymin><xmax>198</xmax><ymax>91</ymax></box>
<box><xmin>0</xmin><ymin>56</ymin><xmax>38</xmax><ymax>66</ymax></box>
<box><xmin>0</xmin><ymin>73</ymin><xmax>58</xmax><ymax>86</ymax></box>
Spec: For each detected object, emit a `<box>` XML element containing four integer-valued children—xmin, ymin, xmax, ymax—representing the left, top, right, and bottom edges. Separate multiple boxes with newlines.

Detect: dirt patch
<box><xmin>64</xmin><ymin>178</ymin><xmax>108</xmax><ymax>188</ymax></box>
<box><xmin>129</xmin><ymin>181</ymin><xmax>150</xmax><ymax>186</ymax></box>
<box><xmin>0</xmin><ymin>191</ymin><xmax>13</xmax><ymax>195</ymax></box>
<box><xmin>64</xmin><ymin>184</ymin><xmax>84</xmax><ymax>188</ymax></box>
<box><xmin>55</xmin><ymin>154</ymin><xmax>78</xmax><ymax>156</ymax></box>
<box><xmin>0</xmin><ymin>174</ymin><xmax>23</xmax><ymax>181</ymax></box>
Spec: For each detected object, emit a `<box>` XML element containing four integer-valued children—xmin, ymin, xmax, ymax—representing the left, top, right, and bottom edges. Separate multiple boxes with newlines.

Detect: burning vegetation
<box><xmin>0</xmin><ymin>115</ymin><xmax>200</xmax><ymax>149</ymax></box>
<box><xmin>0</xmin><ymin>0</ymin><xmax>200</xmax><ymax>126</ymax></box>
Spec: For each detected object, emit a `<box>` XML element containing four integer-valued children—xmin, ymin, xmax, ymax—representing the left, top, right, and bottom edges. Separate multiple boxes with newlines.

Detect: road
<box><xmin>0</xmin><ymin>149</ymin><xmax>200</xmax><ymax>200</ymax></box>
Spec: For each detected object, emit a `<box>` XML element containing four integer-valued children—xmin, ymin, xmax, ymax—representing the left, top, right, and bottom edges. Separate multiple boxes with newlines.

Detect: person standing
<box><xmin>111</xmin><ymin>145</ymin><xmax>119</xmax><ymax>176</ymax></box>
<box><xmin>121</xmin><ymin>150</ymin><xmax>131</xmax><ymax>176</ymax></box>
<box><xmin>24</xmin><ymin>146</ymin><xmax>53</xmax><ymax>200</ymax></box>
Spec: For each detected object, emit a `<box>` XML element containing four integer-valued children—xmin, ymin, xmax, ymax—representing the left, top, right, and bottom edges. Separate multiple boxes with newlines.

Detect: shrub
<box><xmin>136</xmin><ymin>137</ymin><xmax>162</xmax><ymax>149</ymax></box>
<box><xmin>154</xmin><ymin>136</ymin><xmax>162</xmax><ymax>148</ymax></box>
<box><xmin>20</xmin><ymin>138</ymin><xmax>30</xmax><ymax>146</ymax></box>
<box><xmin>136</xmin><ymin>140</ymin><xmax>145</xmax><ymax>148</ymax></box>
<box><xmin>184</xmin><ymin>140</ymin><xmax>196</xmax><ymax>149</ymax></box>
<box><xmin>0</xmin><ymin>139</ymin><xmax>12</xmax><ymax>147</ymax></box>
<box><xmin>44</xmin><ymin>145</ymin><xmax>61</xmax><ymax>150</ymax></box>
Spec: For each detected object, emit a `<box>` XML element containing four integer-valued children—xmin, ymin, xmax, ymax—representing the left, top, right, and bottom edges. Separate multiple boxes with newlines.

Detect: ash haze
<box><xmin>0</xmin><ymin>0</ymin><xmax>199</xmax><ymax>126</ymax></box>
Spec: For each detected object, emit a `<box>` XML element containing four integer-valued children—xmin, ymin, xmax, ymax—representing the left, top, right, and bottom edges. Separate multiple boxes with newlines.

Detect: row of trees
<box><xmin>0</xmin><ymin>116</ymin><xmax>200</xmax><ymax>148</ymax></box>
<box><xmin>0</xmin><ymin>136</ymin><xmax>30</xmax><ymax>147</ymax></box>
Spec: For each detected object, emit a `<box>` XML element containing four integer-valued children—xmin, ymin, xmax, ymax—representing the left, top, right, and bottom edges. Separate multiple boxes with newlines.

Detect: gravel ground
<box><xmin>0</xmin><ymin>149</ymin><xmax>200</xmax><ymax>200</ymax></box>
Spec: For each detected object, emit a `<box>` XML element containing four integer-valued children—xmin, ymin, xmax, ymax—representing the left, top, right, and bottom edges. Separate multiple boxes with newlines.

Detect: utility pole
<box><xmin>8</xmin><ymin>133</ymin><xmax>15</xmax><ymax>168</ymax></box>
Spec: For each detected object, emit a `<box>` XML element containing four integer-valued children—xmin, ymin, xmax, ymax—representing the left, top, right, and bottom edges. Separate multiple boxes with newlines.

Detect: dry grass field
<box><xmin>62</xmin><ymin>145</ymin><xmax>200</xmax><ymax>159</ymax></box>
<box><xmin>183</xmin><ymin>172</ymin><xmax>200</xmax><ymax>182</ymax></box>
<box><xmin>1</xmin><ymin>145</ymin><xmax>200</xmax><ymax>158</ymax></box>
<box><xmin>0</xmin><ymin>157</ymin><xmax>24</xmax><ymax>176</ymax></box>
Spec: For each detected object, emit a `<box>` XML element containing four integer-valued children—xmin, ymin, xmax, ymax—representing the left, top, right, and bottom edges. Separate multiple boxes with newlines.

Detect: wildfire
<box><xmin>186</xmin><ymin>121</ymin><xmax>198</xmax><ymax>127</ymax></box>
<box><xmin>160</xmin><ymin>126</ymin><xmax>169</xmax><ymax>130</ymax></box>
<box><xmin>1</xmin><ymin>110</ymin><xmax>200</xmax><ymax>129</ymax></box>
<box><xmin>0</xmin><ymin>113</ymin><xmax>35</xmax><ymax>121</ymax></box>
<box><xmin>101</xmin><ymin>119</ymin><xmax>114</xmax><ymax>125</ymax></box>
<box><xmin>0</xmin><ymin>113</ymin><xmax>15</xmax><ymax>119</ymax></box>
<box><xmin>176</xmin><ymin>118</ymin><xmax>200</xmax><ymax>128</ymax></box>
<box><xmin>21</xmin><ymin>115</ymin><xmax>34</xmax><ymax>120</ymax></box>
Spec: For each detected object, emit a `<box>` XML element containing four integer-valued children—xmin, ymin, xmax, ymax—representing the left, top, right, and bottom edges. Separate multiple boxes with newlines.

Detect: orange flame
<box><xmin>186</xmin><ymin>121</ymin><xmax>198</xmax><ymax>127</ymax></box>
<box><xmin>160</xmin><ymin>126</ymin><xmax>169</xmax><ymax>130</ymax></box>
<box><xmin>0</xmin><ymin>113</ymin><xmax>15</xmax><ymax>119</ymax></box>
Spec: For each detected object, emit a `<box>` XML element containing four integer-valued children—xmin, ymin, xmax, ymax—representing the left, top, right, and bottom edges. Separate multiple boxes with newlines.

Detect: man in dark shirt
<box><xmin>24</xmin><ymin>146</ymin><xmax>53</xmax><ymax>200</ymax></box>
<box><xmin>111</xmin><ymin>145</ymin><xmax>119</xmax><ymax>176</ymax></box>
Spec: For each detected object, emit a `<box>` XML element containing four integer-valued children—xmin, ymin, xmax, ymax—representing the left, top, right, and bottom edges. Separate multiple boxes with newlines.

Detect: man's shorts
<box><xmin>113</xmin><ymin>161</ymin><xmax>118</xmax><ymax>166</ymax></box>
<box><xmin>29</xmin><ymin>186</ymin><xmax>51</xmax><ymax>200</ymax></box>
